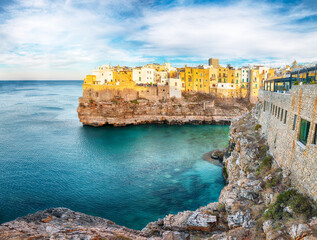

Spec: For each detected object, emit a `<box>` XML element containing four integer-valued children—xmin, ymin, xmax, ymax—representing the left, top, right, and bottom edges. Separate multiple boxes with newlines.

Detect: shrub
<box><xmin>310</xmin><ymin>81</ymin><xmax>316</xmax><ymax>84</ymax></box>
<box><xmin>89</xmin><ymin>99</ymin><xmax>94</xmax><ymax>104</ymax></box>
<box><xmin>254</xmin><ymin>124</ymin><xmax>261</xmax><ymax>131</ymax></box>
<box><xmin>217</xmin><ymin>203</ymin><xmax>226</xmax><ymax>212</ymax></box>
<box><xmin>303</xmin><ymin>81</ymin><xmax>307</xmax><ymax>84</ymax></box>
<box><xmin>130</xmin><ymin>99</ymin><xmax>139</xmax><ymax>104</ymax></box>
<box><xmin>259</xmin><ymin>144</ymin><xmax>268</xmax><ymax>157</ymax></box>
<box><xmin>111</xmin><ymin>100</ymin><xmax>118</xmax><ymax>104</ymax></box>
<box><xmin>223</xmin><ymin>166</ymin><xmax>228</xmax><ymax>179</ymax></box>
<box><xmin>266</xmin><ymin>173</ymin><xmax>282</xmax><ymax>188</ymax></box>
<box><xmin>263</xmin><ymin>189</ymin><xmax>316</xmax><ymax>220</ymax></box>
<box><xmin>258</xmin><ymin>155</ymin><xmax>273</xmax><ymax>173</ymax></box>
<box><xmin>293</xmin><ymin>81</ymin><xmax>299</xmax><ymax>85</ymax></box>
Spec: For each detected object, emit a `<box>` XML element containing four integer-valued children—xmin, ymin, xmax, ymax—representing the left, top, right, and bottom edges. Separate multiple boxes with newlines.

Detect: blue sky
<box><xmin>0</xmin><ymin>0</ymin><xmax>317</xmax><ymax>80</ymax></box>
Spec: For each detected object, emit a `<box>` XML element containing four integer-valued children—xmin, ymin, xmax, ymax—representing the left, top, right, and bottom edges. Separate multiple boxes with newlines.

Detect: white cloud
<box><xmin>0</xmin><ymin>0</ymin><xmax>317</xmax><ymax>79</ymax></box>
<box><xmin>0</xmin><ymin>0</ymin><xmax>149</xmax><ymax>79</ymax></box>
<box><xmin>129</xmin><ymin>1</ymin><xmax>317</xmax><ymax>65</ymax></box>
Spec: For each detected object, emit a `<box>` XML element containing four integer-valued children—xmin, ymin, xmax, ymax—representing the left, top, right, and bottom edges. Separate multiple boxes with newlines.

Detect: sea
<box><xmin>0</xmin><ymin>80</ymin><xmax>229</xmax><ymax>230</ymax></box>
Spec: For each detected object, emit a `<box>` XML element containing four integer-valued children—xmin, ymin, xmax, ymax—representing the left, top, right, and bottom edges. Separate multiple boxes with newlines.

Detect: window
<box><xmin>299</xmin><ymin>119</ymin><xmax>310</xmax><ymax>145</ymax></box>
<box><xmin>263</xmin><ymin>101</ymin><xmax>266</xmax><ymax>112</ymax></box>
<box><xmin>218</xmin><ymin>79</ymin><xmax>221</xmax><ymax>83</ymax></box>
<box><xmin>280</xmin><ymin>109</ymin><xmax>283</xmax><ymax>121</ymax></box>
<box><xmin>284</xmin><ymin>111</ymin><xmax>287</xmax><ymax>124</ymax></box>
<box><xmin>247</xmin><ymin>78</ymin><xmax>249</xmax><ymax>82</ymax></box>
<box><xmin>236</xmin><ymin>80</ymin><xmax>238</xmax><ymax>84</ymax></box>
<box><xmin>293</xmin><ymin>115</ymin><xmax>297</xmax><ymax>130</ymax></box>
<box><xmin>277</xmin><ymin>107</ymin><xmax>280</xmax><ymax>118</ymax></box>
<box><xmin>274</xmin><ymin>106</ymin><xmax>277</xmax><ymax>117</ymax></box>
<box><xmin>313</xmin><ymin>124</ymin><xmax>317</xmax><ymax>144</ymax></box>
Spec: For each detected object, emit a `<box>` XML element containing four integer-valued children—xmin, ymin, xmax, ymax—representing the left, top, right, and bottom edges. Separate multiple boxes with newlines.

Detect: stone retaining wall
<box><xmin>258</xmin><ymin>85</ymin><xmax>317</xmax><ymax>200</ymax></box>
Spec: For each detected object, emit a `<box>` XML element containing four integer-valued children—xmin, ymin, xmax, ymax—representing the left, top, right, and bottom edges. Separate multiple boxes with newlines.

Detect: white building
<box><xmin>169</xmin><ymin>78</ymin><xmax>182</xmax><ymax>98</ymax></box>
<box><xmin>257</xmin><ymin>66</ymin><xmax>269</xmax><ymax>86</ymax></box>
<box><xmin>162</xmin><ymin>63</ymin><xmax>177</xmax><ymax>72</ymax></box>
<box><xmin>241</xmin><ymin>67</ymin><xmax>251</xmax><ymax>84</ymax></box>
<box><xmin>133</xmin><ymin>67</ymin><xmax>156</xmax><ymax>85</ymax></box>
<box><xmin>92</xmin><ymin>65</ymin><xmax>113</xmax><ymax>85</ymax></box>
<box><xmin>156</xmin><ymin>71</ymin><xmax>168</xmax><ymax>85</ymax></box>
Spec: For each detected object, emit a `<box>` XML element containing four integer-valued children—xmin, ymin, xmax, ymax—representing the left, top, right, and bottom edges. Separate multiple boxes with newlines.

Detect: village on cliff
<box><xmin>83</xmin><ymin>58</ymin><xmax>313</xmax><ymax>104</ymax></box>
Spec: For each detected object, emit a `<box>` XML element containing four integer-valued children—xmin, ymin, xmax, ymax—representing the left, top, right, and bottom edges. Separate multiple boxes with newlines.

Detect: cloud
<box><xmin>0</xmin><ymin>0</ymin><xmax>150</xmax><ymax>79</ymax></box>
<box><xmin>0</xmin><ymin>0</ymin><xmax>317</xmax><ymax>80</ymax></box>
<box><xmin>130</xmin><ymin>1</ymin><xmax>317</xmax><ymax>64</ymax></box>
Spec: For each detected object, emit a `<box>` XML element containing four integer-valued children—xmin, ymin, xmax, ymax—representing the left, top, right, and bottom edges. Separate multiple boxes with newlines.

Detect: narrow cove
<box><xmin>0</xmin><ymin>81</ymin><xmax>229</xmax><ymax>230</ymax></box>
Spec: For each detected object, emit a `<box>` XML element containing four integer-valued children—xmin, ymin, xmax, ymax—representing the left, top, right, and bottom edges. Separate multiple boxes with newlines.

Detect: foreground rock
<box><xmin>0</xmin><ymin>208</ymin><xmax>148</xmax><ymax>240</ymax></box>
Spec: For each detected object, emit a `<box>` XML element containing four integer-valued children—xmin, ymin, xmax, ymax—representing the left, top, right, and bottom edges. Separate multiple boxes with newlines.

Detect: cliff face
<box><xmin>77</xmin><ymin>93</ymin><xmax>250</xmax><ymax>127</ymax></box>
<box><xmin>2</xmin><ymin>107</ymin><xmax>316</xmax><ymax>240</ymax></box>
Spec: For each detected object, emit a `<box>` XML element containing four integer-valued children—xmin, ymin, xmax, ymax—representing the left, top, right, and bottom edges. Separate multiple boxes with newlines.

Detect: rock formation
<box><xmin>77</xmin><ymin>93</ymin><xmax>250</xmax><ymax>126</ymax></box>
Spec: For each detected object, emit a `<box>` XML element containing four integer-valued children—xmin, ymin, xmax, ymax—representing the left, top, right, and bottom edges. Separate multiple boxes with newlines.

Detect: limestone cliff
<box><xmin>77</xmin><ymin>93</ymin><xmax>250</xmax><ymax>127</ymax></box>
<box><xmin>2</xmin><ymin>107</ymin><xmax>317</xmax><ymax>239</ymax></box>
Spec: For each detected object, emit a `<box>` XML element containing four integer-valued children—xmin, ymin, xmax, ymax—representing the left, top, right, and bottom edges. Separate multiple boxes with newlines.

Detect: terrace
<box><xmin>264</xmin><ymin>63</ymin><xmax>317</xmax><ymax>92</ymax></box>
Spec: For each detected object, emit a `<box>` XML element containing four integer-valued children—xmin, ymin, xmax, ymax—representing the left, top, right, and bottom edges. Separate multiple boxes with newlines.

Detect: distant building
<box><xmin>208</xmin><ymin>58</ymin><xmax>219</xmax><ymax>68</ymax></box>
<box><xmin>92</xmin><ymin>65</ymin><xmax>113</xmax><ymax>84</ymax></box>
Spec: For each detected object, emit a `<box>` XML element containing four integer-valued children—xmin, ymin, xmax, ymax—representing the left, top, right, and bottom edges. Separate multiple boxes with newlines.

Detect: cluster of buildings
<box><xmin>84</xmin><ymin>58</ymin><xmax>303</xmax><ymax>103</ymax></box>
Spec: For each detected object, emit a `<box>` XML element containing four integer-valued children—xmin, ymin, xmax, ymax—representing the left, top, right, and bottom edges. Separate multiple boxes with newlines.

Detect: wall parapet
<box><xmin>258</xmin><ymin>85</ymin><xmax>317</xmax><ymax>200</ymax></box>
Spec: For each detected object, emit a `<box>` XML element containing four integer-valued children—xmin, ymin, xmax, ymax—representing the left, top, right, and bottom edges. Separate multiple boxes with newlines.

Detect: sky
<box><xmin>0</xmin><ymin>0</ymin><xmax>317</xmax><ymax>80</ymax></box>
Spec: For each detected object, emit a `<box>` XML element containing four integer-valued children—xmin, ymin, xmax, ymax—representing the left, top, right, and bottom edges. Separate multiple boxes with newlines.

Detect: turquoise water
<box><xmin>0</xmin><ymin>81</ymin><xmax>229</xmax><ymax>230</ymax></box>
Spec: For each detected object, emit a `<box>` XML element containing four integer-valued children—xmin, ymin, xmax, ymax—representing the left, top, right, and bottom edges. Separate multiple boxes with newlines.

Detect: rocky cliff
<box><xmin>77</xmin><ymin>93</ymin><xmax>250</xmax><ymax>126</ymax></box>
<box><xmin>2</xmin><ymin>107</ymin><xmax>317</xmax><ymax>239</ymax></box>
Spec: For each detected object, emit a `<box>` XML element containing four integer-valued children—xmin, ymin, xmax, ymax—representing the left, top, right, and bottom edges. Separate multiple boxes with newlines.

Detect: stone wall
<box><xmin>258</xmin><ymin>85</ymin><xmax>317</xmax><ymax>200</ymax></box>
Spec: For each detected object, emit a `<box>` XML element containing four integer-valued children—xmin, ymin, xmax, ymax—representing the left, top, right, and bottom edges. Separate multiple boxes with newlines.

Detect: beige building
<box><xmin>156</xmin><ymin>71</ymin><xmax>168</xmax><ymax>85</ymax></box>
<box><xmin>208</xmin><ymin>58</ymin><xmax>219</xmax><ymax>68</ymax></box>
<box><xmin>92</xmin><ymin>65</ymin><xmax>113</xmax><ymax>85</ymax></box>
<box><xmin>132</xmin><ymin>67</ymin><xmax>157</xmax><ymax>85</ymax></box>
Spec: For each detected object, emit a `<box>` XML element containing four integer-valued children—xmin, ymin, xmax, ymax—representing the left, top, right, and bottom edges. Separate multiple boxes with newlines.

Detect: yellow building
<box><xmin>228</xmin><ymin>68</ymin><xmax>235</xmax><ymax>84</ymax></box>
<box><xmin>179</xmin><ymin>69</ymin><xmax>186</xmax><ymax>91</ymax></box>
<box><xmin>209</xmin><ymin>67</ymin><xmax>218</xmax><ymax>95</ymax></box>
<box><xmin>112</xmin><ymin>70</ymin><xmax>134</xmax><ymax>87</ymax></box>
<box><xmin>218</xmin><ymin>66</ymin><xmax>228</xmax><ymax>84</ymax></box>
<box><xmin>84</xmin><ymin>75</ymin><xmax>96</xmax><ymax>85</ymax></box>
<box><xmin>184</xmin><ymin>66</ymin><xmax>210</xmax><ymax>93</ymax></box>
<box><xmin>250</xmin><ymin>68</ymin><xmax>260</xmax><ymax>103</ymax></box>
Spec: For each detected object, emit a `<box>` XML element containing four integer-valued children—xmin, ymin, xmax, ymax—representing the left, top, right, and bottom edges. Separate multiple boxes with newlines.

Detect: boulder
<box><xmin>289</xmin><ymin>224</ymin><xmax>312</xmax><ymax>239</ymax></box>
<box><xmin>186</xmin><ymin>212</ymin><xmax>217</xmax><ymax>232</ymax></box>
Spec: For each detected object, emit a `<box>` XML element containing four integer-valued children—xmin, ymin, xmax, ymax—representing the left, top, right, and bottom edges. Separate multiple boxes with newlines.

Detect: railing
<box><xmin>264</xmin><ymin>78</ymin><xmax>293</xmax><ymax>92</ymax></box>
